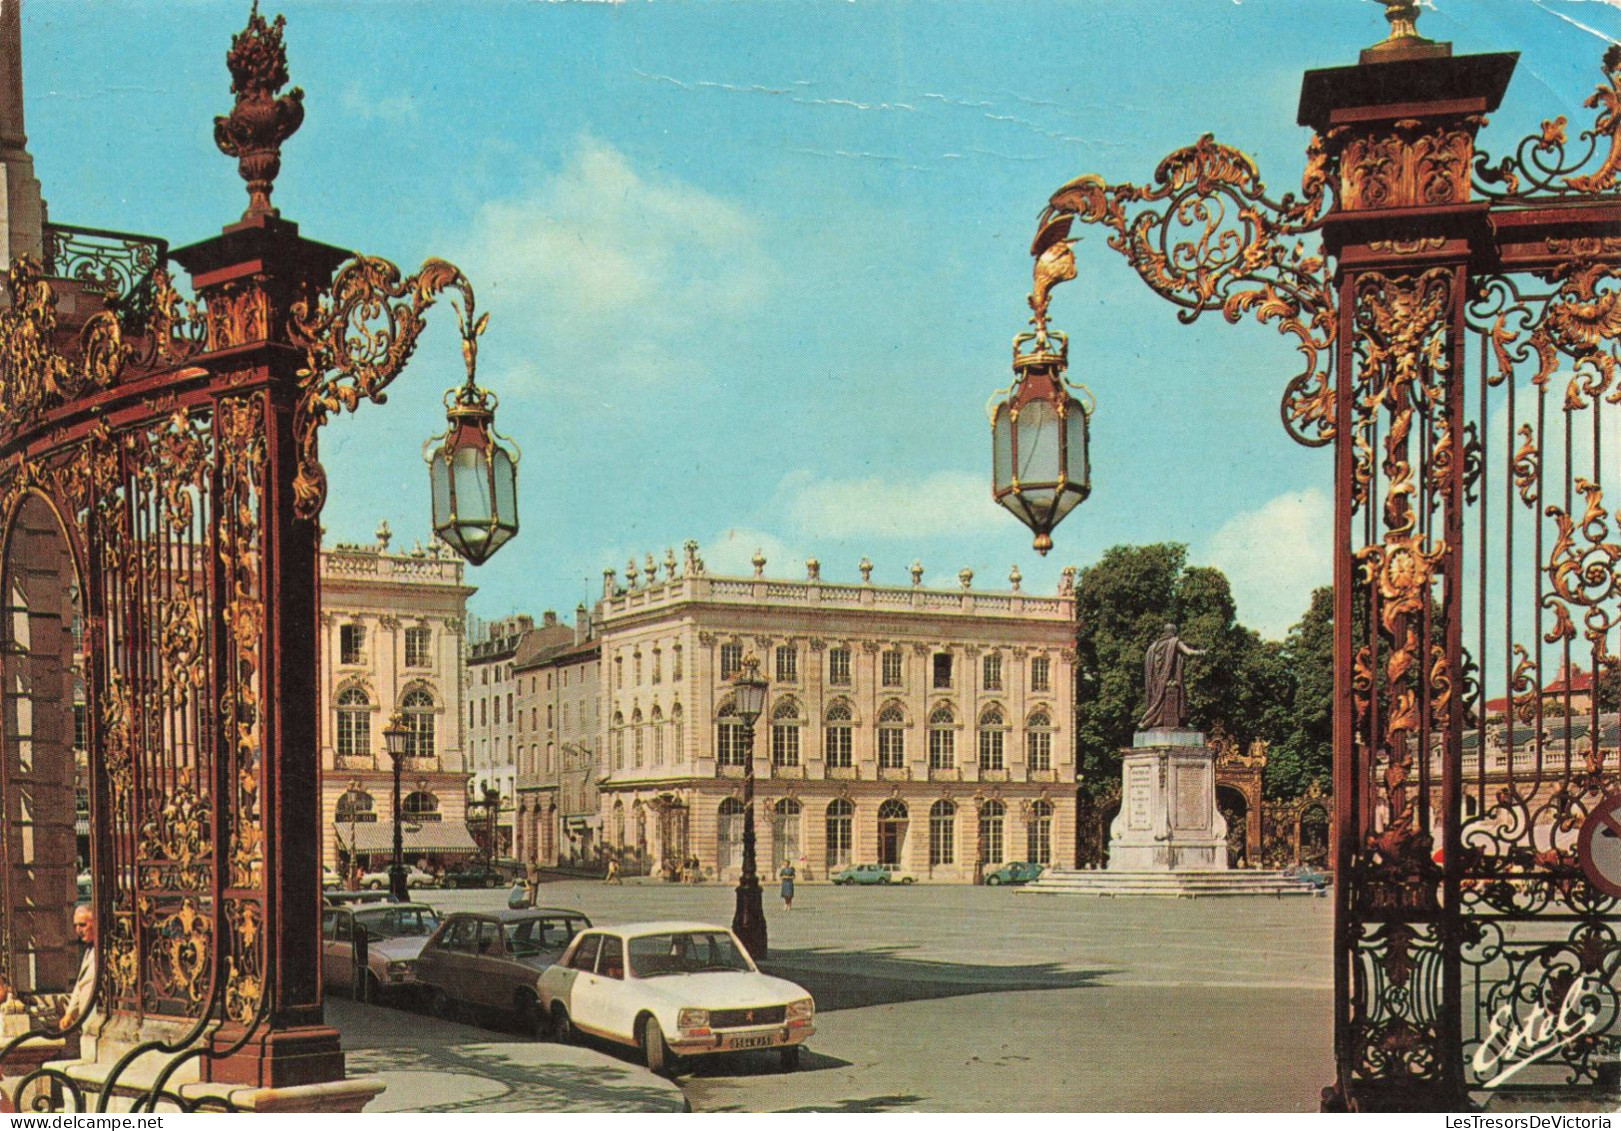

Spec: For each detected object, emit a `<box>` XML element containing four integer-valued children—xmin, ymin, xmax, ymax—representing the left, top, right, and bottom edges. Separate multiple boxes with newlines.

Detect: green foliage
<box><xmin>1073</xmin><ymin>549</ymin><xmax>1332</xmax><ymax>803</ymax></box>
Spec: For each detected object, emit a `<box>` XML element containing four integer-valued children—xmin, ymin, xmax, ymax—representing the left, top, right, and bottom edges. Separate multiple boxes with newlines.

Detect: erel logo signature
<box><xmin>1472</xmin><ymin>977</ymin><xmax>1600</xmax><ymax>1089</ymax></box>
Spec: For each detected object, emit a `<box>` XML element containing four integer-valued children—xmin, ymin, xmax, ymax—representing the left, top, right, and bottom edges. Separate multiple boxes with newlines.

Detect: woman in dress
<box><xmin>779</xmin><ymin>861</ymin><xmax>796</xmax><ymax>910</ymax></box>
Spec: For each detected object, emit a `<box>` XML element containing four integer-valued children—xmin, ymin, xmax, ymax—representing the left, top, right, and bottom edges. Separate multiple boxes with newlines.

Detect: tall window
<box><xmin>881</xmin><ymin>649</ymin><xmax>903</xmax><ymax>687</ymax></box>
<box><xmin>932</xmin><ymin>653</ymin><xmax>953</xmax><ymax>689</ymax></box>
<box><xmin>401</xmin><ymin>688</ymin><xmax>436</xmax><ymax>758</ymax></box>
<box><xmin>928</xmin><ymin>704</ymin><xmax>956</xmax><ymax>770</ymax></box>
<box><xmin>775</xmin><ymin>645</ymin><xmax>798</xmax><ymax>683</ymax></box>
<box><xmin>980</xmin><ymin>800</ymin><xmax>1006</xmax><ymax>865</ymax></box>
<box><xmin>671</xmin><ymin>703</ymin><xmax>684</xmax><ymax>758</ymax></box>
<box><xmin>337</xmin><ymin>687</ymin><xmax>370</xmax><ymax>757</ymax></box>
<box><xmin>771</xmin><ymin>699</ymin><xmax>801</xmax><ymax>767</ymax></box>
<box><xmin>651</xmin><ymin>706</ymin><xmax>664</xmax><ymax>764</ymax></box>
<box><xmin>633</xmin><ymin>653</ymin><xmax>642</xmax><ymax>686</ymax></box>
<box><xmin>672</xmin><ymin>645</ymin><xmax>683</xmax><ymax>681</ymax></box>
<box><xmin>929</xmin><ymin>800</ymin><xmax>956</xmax><ymax>866</ymax></box>
<box><xmin>73</xmin><ymin>700</ymin><xmax>86</xmax><ymax>750</ymax></box>
<box><xmin>877</xmin><ymin>704</ymin><xmax>906</xmax><ymax>769</ymax></box>
<box><xmin>717</xmin><ymin>797</ymin><xmax>745</xmax><ymax>871</ymax></box>
<box><xmin>615</xmin><ymin>656</ymin><xmax>624</xmax><ymax>689</ymax></box>
<box><xmin>716</xmin><ymin>704</ymin><xmax>747</xmax><ymax>767</ymax></box>
<box><xmin>981</xmin><ymin>652</ymin><xmax>1002</xmax><ymax>691</ymax></box>
<box><xmin>1027</xmin><ymin>711</ymin><xmax>1053</xmax><ymax>771</ymax></box>
<box><xmin>1030</xmin><ymin>655</ymin><xmax>1052</xmax><ymax>692</ymax></box>
<box><xmin>404</xmin><ymin>625</ymin><xmax>432</xmax><ymax>668</ymax></box>
<box><xmin>335</xmin><ymin>788</ymin><xmax>375</xmax><ymax>824</ymax></box>
<box><xmin>720</xmin><ymin>643</ymin><xmax>743</xmax><ymax>680</ymax></box>
<box><xmin>340</xmin><ymin>624</ymin><xmax>365</xmax><ymax>665</ymax></box>
<box><xmin>824</xmin><ymin>702</ymin><xmax>853</xmax><ymax>768</ymax></box>
<box><xmin>652</xmin><ymin>649</ymin><xmax>662</xmax><ymax>684</ymax></box>
<box><xmin>828</xmin><ymin>647</ymin><xmax>851</xmax><ymax>686</ymax></box>
<box><xmin>632</xmin><ymin>708</ymin><xmax>644</xmax><ymax>768</ymax></box>
<box><xmin>978</xmin><ymin>705</ymin><xmax>1005</xmax><ymax>770</ymax></box>
<box><xmin>826</xmin><ymin>799</ymin><xmax>853</xmax><ymax>868</ymax></box>
<box><xmin>547</xmin><ymin>704</ymin><xmax>555</xmax><ymax>729</ymax></box>
<box><xmin>1028</xmin><ymin>800</ymin><xmax>1054</xmax><ymax>864</ymax></box>
<box><xmin>612</xmin><ymin>712</ymin><xmax>625</xmax><ymax>770</ymax></box>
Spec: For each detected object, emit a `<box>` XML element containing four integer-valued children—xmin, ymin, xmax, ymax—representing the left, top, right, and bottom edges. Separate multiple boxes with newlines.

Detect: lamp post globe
<box><xmin>729</xmin><ymin>656</ymin><xmax>769</xmax><ymax>961</ymax></box>
<box><xmin>382</xmin><ymin>713</ymin><xmax>411</xmax><ymax>903</ymax></box>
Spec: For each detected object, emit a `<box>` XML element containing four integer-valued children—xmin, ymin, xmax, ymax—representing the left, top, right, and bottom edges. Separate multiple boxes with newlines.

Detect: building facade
<box><xmin>595</xmin><ymin>543</ymin><xmax>1079</xmax><ymax>883</ymax></box>
<box><xmin>319</xmin><ymin>525</ymin><xmax>479</xmax><ymax>872</ymax></box>
<box><xmin>513</xmin><ymin>607</ymin><xmax>602</xmax><ymax>869</ymax></box>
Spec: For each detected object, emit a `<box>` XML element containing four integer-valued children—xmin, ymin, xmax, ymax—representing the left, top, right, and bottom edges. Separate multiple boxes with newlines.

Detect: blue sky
<box><xmin>20</xmin><ymin>0</ymin><xmax>1619</xmax><ymax>637</ymax></box>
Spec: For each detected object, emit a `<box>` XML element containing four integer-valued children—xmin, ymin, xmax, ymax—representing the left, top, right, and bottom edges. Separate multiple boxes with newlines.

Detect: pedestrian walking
<box><xmin>605</xmin><ymin>858</ymin><xmax>622</xmax><ymax>885</ymax></box>
<box><xmin>524</xmin><ymin>860</ymin><xmax>539</xmax><ymax>905</ymax></box>
<box><xmin>779</xmin><ymin>862</ymin><xmax>796</xmax><ymax>910</ymax></box>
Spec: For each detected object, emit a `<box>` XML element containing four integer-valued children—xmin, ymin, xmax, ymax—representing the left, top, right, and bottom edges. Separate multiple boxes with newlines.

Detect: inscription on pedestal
<box><xmin>1173</xmin><ymin>765</ymin><xmax>1210</xmax><ymax>831</ymax></box>
<box><xmin>1126</xmin><ymin>762</ymin><xmax>1153</xmax><ymax>830</ymax></box>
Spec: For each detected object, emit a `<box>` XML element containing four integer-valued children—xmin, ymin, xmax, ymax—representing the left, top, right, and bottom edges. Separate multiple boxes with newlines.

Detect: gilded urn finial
<box><xmin>213</xmin><ymin>2</ymin><xmax>305</xmax><ymax>220</ymax></box>
<box><xmin>1382</xmin><ymin>0</ymin><xmax>1421</xmax><ymax>41</ymax></box>
<box><xmin>1362</xmin><ymin>0</ymin><xmax>1448</xmax><ymax>62</ymax></box>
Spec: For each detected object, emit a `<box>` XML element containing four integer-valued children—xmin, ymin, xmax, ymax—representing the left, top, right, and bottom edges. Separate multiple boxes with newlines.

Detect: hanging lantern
<box><xmin>425</xmin><ymin>381</ymin><xmax>520</xmax><ymax>565</ymax></box>
<box><xmin>990</xmin><ymin>215</ymin><xmax>1092</xmax><ymax>556</ymax></box>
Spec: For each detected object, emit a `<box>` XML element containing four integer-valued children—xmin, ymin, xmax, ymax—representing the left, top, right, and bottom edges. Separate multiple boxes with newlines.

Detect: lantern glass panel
<box><xmin>492</xmin><ymin>444</ymin><xmax>517</xmax><ymax>526</ymax></box>
<box><xmin>1019</xmin><ymin>485</ymin><xmax>1058</xmax><ymax>526</ymax></box>
<box><xmin>452</xmin><ymin>442</ymin><xmax>494</xmax><ymax>526</ymax></box>
<box><xmin>430</xmin><ymin>449</ymin><xmax>453</xmax><ymax>531</ymax></box>
<box><xmin>1065</xmin><ymin>399</ymin><xmax>1091</xmax><ymax>494</ymax></box>
<box><xmin>734</xmin><ymin>679</ymin><xmax>767</xmax><ymax>724</ymax></box>
<box><xmin>1016</xmin><ymin>399</ymin><xmax>1060</xmax><ymax>485</ymax></box>
<box><xmin>1051</xmin><ymin>485</ymin><xmax>1085</xmax><ymax>527</ymax></box>
<box><xmin>993</xmin><ymin>404</ymin><xmax>1014</xmax><ymax>493</ymax></box>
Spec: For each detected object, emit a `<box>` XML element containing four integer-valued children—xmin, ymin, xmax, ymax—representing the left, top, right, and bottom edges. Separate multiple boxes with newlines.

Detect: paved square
<box><xmin>416</xmin><ymin>879</ymin><xmax>1334</xmax><ymax>1111</ymax></box>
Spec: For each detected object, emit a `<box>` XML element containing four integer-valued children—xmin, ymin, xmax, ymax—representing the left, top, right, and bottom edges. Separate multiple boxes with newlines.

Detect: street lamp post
<box><xmin>729</xmin><ymin>657</ymin><xmax>769</xmax><ymax>960</ymax></box>
<box><xmin>382</xmin><ymin>714</ymin><xmax>411</xmax><ymax>903</ymax></box>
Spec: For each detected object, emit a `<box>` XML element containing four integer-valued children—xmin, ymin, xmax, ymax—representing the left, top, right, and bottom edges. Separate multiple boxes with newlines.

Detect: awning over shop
<box><xmin>335</xmin><ymin>820</ymin><xmax>481</xmax><ymax>856</ymax></box>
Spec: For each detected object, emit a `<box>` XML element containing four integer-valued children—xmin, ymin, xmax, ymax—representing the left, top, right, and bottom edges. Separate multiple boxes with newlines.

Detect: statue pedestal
<box><xmin>1108</xmin><ymin>731</ymin><xmax>1228</xmax><ymax>872</ymax></box>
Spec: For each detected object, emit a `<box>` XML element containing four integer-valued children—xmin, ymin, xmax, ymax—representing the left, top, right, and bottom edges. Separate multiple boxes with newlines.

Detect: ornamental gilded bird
<box><xmin>1029</xmin><ymin>234</ymin><xmax>1078</xmax><ymax>334</ymax></box>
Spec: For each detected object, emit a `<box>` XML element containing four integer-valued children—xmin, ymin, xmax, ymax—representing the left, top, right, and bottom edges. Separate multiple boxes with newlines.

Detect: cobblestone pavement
<box><xmin>400</xmin><ymin>877</ymin><xmax>1334</xmax><ymax>1112</ymax></box>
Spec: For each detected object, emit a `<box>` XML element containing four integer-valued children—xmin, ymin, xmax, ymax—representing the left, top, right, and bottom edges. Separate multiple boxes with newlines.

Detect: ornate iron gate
<box><xmin>1021</xmin><ymin>13</ymin><xmax>1621</xmax><ymax>1112</ymax></box>
<box><xmin>0</xmin><ymin>7</ymin><xmax>494</xmax><ymax>1111</ymax></box>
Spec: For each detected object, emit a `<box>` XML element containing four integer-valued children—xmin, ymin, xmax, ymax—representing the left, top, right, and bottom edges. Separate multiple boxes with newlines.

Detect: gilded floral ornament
<box><xmin>1475</xmin><ymin>46</ymin><xmax>1621</xmax><ymax>199</ymax></box>
<box><xmin>0</xmin><ymin>256</ymin><xmax>131</xmax><ymax>438</ymax></box>
<box><xmin>213</xmin><ymin>2</ymin><xmax>304</xmax><ymax>219</ymax></box>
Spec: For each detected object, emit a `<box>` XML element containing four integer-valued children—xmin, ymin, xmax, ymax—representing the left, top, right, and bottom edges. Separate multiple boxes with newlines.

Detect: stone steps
<box><xmin>1017</xmin><ymin>868</ymin><xmax>1325</xmax><ymax>898</ymax></box>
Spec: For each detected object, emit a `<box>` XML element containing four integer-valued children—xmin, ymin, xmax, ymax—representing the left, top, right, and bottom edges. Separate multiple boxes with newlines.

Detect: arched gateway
<box><xmin>0</xmin><ymin>6</ymin><xmax>506</xmax><ymax>1113</ymax></box>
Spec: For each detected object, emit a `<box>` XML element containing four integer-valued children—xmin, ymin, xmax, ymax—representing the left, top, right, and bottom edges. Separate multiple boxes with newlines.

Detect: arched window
<box><xmin>613</xmin><ymin>800</ymin><xmax>626</xmax><ymax>848</ymax></box>
<box><xmin>824</xmin><ymin>702</ymin><xmax>853</xmax><ymax>768</ymax></box>
<box><xmin>403</xmin><ymin>791</ymin><xmax>441</xmax><ymax>822</ymax></box>
<box><xmin>671</xmin><ymin>702</ymin><xmax>684</xmax><ymax>761</ymax></box>
<box><xmin>337</xmin><ymin>687</ymin><xmax>370</xmax><ymax>758</ymax></box>
<box><xmin>651</xmin><ymin>706</ymin><xmax>664</xmax><ymax>765</ymax></box>
<box><xmin>772</xmin><ymin>797</ymin><xmax>802</xmax><ymax>870</ymax></box>
<box><xmin>979</xmin><ymin>799</ymin><xmax>1006</xmax><ymax>865</ymax></box>
<box><xmin>826</xmin><ymin>798</ymin><xmax>854</xmax><ymax>868</ymax></box>
<box><xmin>978</xmin><ymin>705</ymin><xmax>1006</xmax><ymax>771</ymax></box>
<box><xmin>877</xmin><ymin>798</ymin><xmax>908</xmax><ymax>867</ymax></box>
<box><xmin>877</xmin><ymin>704</ymin><xmax>906</xmax><ymax>769</ymax></box>
<box><xmin>928</xmin><ymin>704</ymin><xmax>956</xmax><ymax>770</ymax></box>
<box><xmin>716</xmin><ymin>702</ymin><xmax>747</xmax><ymax>767</ymax></box>
<box><xmin>1027</xmin><ymin>800</ymin><xmax>1054</xmax><ymax>865</ymax></box>
<box><xmin>401</xmin><ymin>688</ymin><xmax>436</xmax><ymax>758</ymax></box>
<box><xmin>612</xmin><ymin>711</ymin><xmax>625</xmax><ymax>770</ymax></box>
<box><xmin>336</xmin><ymin>788</ymin><xmax>375</xmax><ymax>824</ymax></box>
<box><xmin>717</xmin><ymin>796</ymin><xmax>746</xmax><ymax>871</ymax></box>
<box><xmin>632</xmin><ymin>708</ymin><xmax>644</xmax><ymax>768</ymax></box>
<box><xmin>1026</xmin><ymin>710</ymin><xmax>1053</xmax><ymax>771</ymax></box>
<box><xmin>771</xmin><ymin>698</ymin><xmax>801</xmax><ymax>767</ymax></box>
<box><xmin>929</xmin><ymin>800</ymin><xmax>956</xmax><ymax>866</ymax></box>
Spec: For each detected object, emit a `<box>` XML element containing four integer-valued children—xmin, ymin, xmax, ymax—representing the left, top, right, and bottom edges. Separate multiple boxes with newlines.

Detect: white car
<box><xmin>536</xmin><ymin>921</ymin><xmax>815</xmax><ymax>1075</ymax></box>
<box><xmin>358</xmin><ymin>864</ymin><xmax>437</xmax><ymax>890</ymax></box>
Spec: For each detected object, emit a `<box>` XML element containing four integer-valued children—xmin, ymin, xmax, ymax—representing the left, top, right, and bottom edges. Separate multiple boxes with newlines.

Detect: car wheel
<box><xmin>426</xmin><ymin>988</ymin><xmax>453</xmax><ymax>1021</ymax></box>
<box><xmin>515</xmin><ymin>991</ymin><xmax>542</xmax><ymax>1038</ymax></box>
<box><xmin>639</xmin><ymin>1015</ymin><xmax>675</xmax><ymax>1077</ymax></box>
<box><xmin>985</xmin><ymin>874</ymin><xmax>1003</xmax><ymax>886</ymax></box>
<box><xmin>901</xmin><ymin>877</ymin><xmax>915</xmax><ymax>885</ymax></box>
<box><xmin>779</xmin><ymin>1045</ymin><xmax>802</xmax><ymax>1071</ymax></box>
<box><xmin>549</xmin><ymin>1003</ymin><xmax>574</xmax><ymax>1045</ymax></box>
<box><xmin>366</xmin><ymin>879</ymin><xmax>384</xmax><ymax>891</ymax></box>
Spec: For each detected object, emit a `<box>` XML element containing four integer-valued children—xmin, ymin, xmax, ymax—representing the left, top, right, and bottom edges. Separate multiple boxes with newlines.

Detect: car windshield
<box><xmin>504</xmin><ymin>917</ymin><xmax>586</xmax><ymax>959</ymax></box>
<box><xmin>353</xmin><ymin>906</ymin><xmax>439</xmax><ymax>939</ymax></box>
<box><xmin>627</xmin><ymin>931</ymin><xmax>752</xmax><ymax>978</ymax></box>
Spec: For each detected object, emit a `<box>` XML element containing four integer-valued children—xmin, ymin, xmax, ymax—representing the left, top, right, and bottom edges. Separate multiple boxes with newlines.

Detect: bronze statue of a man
<box><xmin>1139</xmin><ymin>623</ymin><xmax>1206</xmax><ymax>731</ymax></box>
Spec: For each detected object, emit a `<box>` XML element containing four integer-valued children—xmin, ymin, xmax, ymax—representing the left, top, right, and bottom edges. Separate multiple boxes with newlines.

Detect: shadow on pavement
<box><xmin>779</xmin><ymin>1094</ymin><xmax>927</xmax><ymax>1113</ymax></box>
<box><xmin>760</xmin><ymin>945</ymin><xmax>1111</xmax><ymax>1012</ymax></box>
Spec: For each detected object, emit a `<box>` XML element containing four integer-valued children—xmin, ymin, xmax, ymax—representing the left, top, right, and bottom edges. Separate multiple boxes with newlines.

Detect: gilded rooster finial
<box><xmin>213</xmin><ymin>3</ymin><xmax>305</xmax><ymax>220</ymax></box>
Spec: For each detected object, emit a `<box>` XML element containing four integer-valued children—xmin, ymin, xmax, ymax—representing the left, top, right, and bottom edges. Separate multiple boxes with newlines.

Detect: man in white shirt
<box><xmin>59</xmin><ymin>904</ymin><xmax>94</xmax><ymax>1031</ymax></box>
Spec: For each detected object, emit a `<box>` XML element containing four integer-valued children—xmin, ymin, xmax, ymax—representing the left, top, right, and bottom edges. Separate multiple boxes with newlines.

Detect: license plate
<box><xmin>727</xmin><ymin>1033</ymin><xmax>779</xmax><ymax>1050</ymax></box>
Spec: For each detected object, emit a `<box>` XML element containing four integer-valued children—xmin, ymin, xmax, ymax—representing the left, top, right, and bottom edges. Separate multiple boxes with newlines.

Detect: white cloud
<box><xmin>702</xmin><ymin>529</ymin><xmax>812</xmax><ymax>578</ymax></box>
<box><xmin>454</xmin><ymin>135</ymin><xmax>773</xmax><ymax>388</ymax></box>
<box><xmin>781</xmin><ymin>469</ymin><xmax>1005</xmax><ymax>541</ymax></box>
<box><xmin>1201</xmin><ymin>488</ymin><xmax>1331</xmax><ymax>640</ymax></box>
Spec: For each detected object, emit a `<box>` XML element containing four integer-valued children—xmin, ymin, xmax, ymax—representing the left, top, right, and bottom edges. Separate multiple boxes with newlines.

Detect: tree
<box><xmin>1264</xmin><ymin>585</ymin><xmax>1333</xmax><ymax>800</ymax></box>
<box><xmin>1073</xmin><ymin>544</ymin><xmax>1292</xmax><ymax>797</ymax></box>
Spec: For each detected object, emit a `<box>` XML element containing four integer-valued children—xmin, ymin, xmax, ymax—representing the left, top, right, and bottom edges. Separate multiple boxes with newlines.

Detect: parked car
<box><xmin>984</xmin><ymin>861</ymin><xmax>1045</xmax><ymax>886</ymax></box>
<box><xmin>325</xmin><ymin>889</ymin><xmax>393</xmax><ymax>907</ymax></box>
<box><xmin>358</xmin><ymin>864</ymin><xmax>438</xmax><ymax>891</ymax></box>
<box><xmin>830</xmin><ymin>863</ymin><xmax>890</xmax><ymax>885</ymax></box>
<box><xmin>415</xmin><ymin>908</ymin><xmax>592</xmax><ymax>1032</ymax></box>
<box><xmin>321</xmin><ymin>901</ymin><xmax>441</xmax><ymax>1003</ymax></box>
<box><xmin>538</xmin><ymin>921</ymin><xmax>815</xmax><ymax>1075</ymax></box>
<box><xmin>322</xmin><ymin>866</ymin><xmax>342</xmax><ymax>891</ymax></box>
<box><xmin>879</xmin><ymin>864</ymin><xmax>918</xmax><ymax>885</ymax></box>
<box><xmin>440</xmin><ymin>863</ymin><xmax>504</xmax><ymax>889</ymax></box>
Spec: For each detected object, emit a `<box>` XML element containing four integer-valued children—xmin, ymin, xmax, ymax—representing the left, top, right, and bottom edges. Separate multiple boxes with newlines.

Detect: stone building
<box><xmin>595</xmin><ymin>543</ymin><xmax>1078</xmax><ymax>883</ymax></box>
<box><xmin>319</xmin><ymin>524</ymin><xmax>480</xmax><ymax>872</ymax></box>
<box><xmin>466</xmin><ymin>612</ymin><xmax>573</xmax><ymax>856</ymax></box>
<box><xmin>512</xmin><ymin>608</ymin><xmax>602</xmax><ymax>869</ymax></box>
